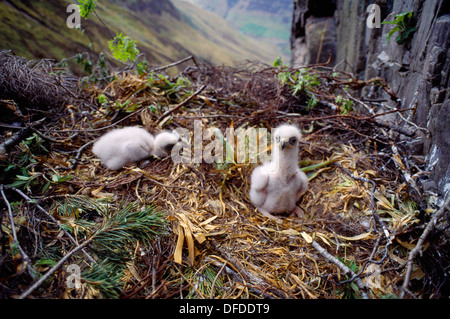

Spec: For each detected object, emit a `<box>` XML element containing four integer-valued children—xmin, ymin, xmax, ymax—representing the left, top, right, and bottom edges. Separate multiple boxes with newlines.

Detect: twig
<box><xmin>380</xmin><ymin>128</ymin><xmax>426</xmax><ymax>213</ymax></box>
<box><xmin>373</xmin><ymin>119</ymin><xmax>415</xmax><ymax>137</ymax></box>
<box><xmin>18</xmin><ymin>236</ymin><xmax>94</xmax><ymax>299</ymax></box>
<box><xmin>0</xmin><ymin>185</ymin><xmax>32</xmax><ymax>271</ymax></box>
<box><xmin>309</xmin><ymin>239</ymin><xmax>370</xmax><ymax>299</ymax></box>
<box><xmin>343</xmin><ymin>90</ymin><xmax>375</xmax><ymax>115</ymax></box>
<box><xmin>396</xmin><ymin>105</ymin><xmax>429</xmax><ymax>136</ymax></box>
<box><xmin>174</xmin><ymin>114</ymin><xmax>241</xmax><ymax>119</ymax></box>
<box><xmin>209</xmin><ymin>261</ymin><xmax>227</xmax><ymax>299</ymax></box>
<box><xmin>156</xmin><ymin>85</ymin><xmax>206</xmax><ymax>124</ymax></box>
<box><xmin>151</xmin><ymin>56</ymin><xmax>198</xmax><ymax>73</ymax></box>
<box><xmin>64</xmin><ymin>140</ymin><xmax>96</xmax><ymax>170</ymax></box>
<box><xmin>365</xmin><ymin>108</ymin><xmax>414</xmax><ymax>121</ymax></box>
<box><xmin>274</xmin><ymin>108</ymin><xmax>413</xmax><ymax>122</ymax></box>
<box><xmin>337</xmin><ymin>235</ymin><xmax>390</xmax><ymax>286</ymax></box>
<box><xmin>28</xmin><ymin>126</ymin><xmax>62</xmax><ymax>143</ymax></box>
<box><xmin>214</xmin><ymin>247</ymin><xmax>282</xmax><ymax>299</ymax></box>
<box><xmin>0</xmin><ymin>117</ymin><xmax>52</xmax><ymax>155</ymax></box>
<box><xmin>295</xmin><ymin>54</ymin><xmax>332</xmax><ymax>69</ymax></box>
<box><xmin>400</xmin><ymin>195</ymin><xmax>450</xmax><ymax>298</ymax></box>
<box><xmin>334</xmin><ymin>163</ymin><xmax>391</xmax><ymax>240</ymax></box>
<box><xmin>52</xmin><ymin>107</ymin><xmax>145</xmax><ymax>133</ymax></box>
<box><xmin>3</xmin><ymin>186</ymin><xmax>96</xmax><ymax>264</ymax></box>
<box><xmin>0</xmin><ymin>126</ymin><xmax>31</xmax><ymax>155</ymax></box>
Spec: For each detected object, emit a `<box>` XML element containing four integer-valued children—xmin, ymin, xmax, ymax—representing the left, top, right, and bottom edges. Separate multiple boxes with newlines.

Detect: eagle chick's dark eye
<box><xmin>289</xmin><ymin>137</ymin><xmax>297</xmax><ymax>144</ymax></box>
<box><xmin>275</xmin><ymin>136</ymin><xmax>280</xmax><ymax>142</ymax></box>
<box><xmin>163</xmin><ymin>143</ymin><xmax>176</xmax><ymax>153</ymax></box>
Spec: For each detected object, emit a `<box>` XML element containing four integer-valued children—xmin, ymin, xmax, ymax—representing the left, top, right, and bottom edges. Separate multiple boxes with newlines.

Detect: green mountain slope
<box><xmin>0</xmin><ymin>0</ymin><xmax>282</xmax><ymax>67</ymax></box>
<box><xmin>183</xmin><ymin>0</ymin><xmax>293</xmax><ymax>58</ymax></box>
<box><xmin>171</xmin><ymin>0</ymin><xmax>283</xmax><ymax>64</ymax></box>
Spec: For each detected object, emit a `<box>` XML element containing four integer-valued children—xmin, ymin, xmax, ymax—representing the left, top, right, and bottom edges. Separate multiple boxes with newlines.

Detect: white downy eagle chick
<box><xmin>152</xmin><ymin>130</ymin><xmax>181</xmax><ymax>158</ymax></box>
<box><xmin>92</xmin><ymin>126</ymin><xmax>155</xmax><ymax>170</ymax></box>
<box><xmin>249</xmin><ymin>124</ymin><xmax>308</xmax><ymax>219</ymax></box>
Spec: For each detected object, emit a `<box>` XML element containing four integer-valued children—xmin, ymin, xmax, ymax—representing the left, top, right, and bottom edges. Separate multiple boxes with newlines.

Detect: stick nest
<box><xmin>0</xmin><ymin>58</ymin><xmax>447</xmax><ymax>299</ymax></box>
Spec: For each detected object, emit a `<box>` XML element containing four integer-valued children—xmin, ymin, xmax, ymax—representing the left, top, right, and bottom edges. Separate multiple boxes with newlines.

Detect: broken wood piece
<box><xmin>156</xmin><ymin>85</ymin><xmax>206</xmax><ymax>124</ymax></box>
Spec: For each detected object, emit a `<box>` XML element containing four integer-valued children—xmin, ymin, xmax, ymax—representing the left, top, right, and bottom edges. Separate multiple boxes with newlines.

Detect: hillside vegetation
<box><xmin>0</xmin><ymin>0</ymin><xmax>283</xmax><ymax>67</ymax></box>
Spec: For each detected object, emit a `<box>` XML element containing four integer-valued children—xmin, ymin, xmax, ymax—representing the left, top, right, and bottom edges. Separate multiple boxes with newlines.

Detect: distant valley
<box><xmin>0</xmin><ymin>0</ymin><xmax>286</xmax><ymax>70</ymax></box>
<box><xmin>181</xmin><ymin>0</ymin><xmax>293</xmax><ymax>60</ymax></box>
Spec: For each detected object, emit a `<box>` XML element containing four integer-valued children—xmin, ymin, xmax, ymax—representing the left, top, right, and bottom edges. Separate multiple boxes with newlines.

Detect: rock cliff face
<box><xmin>291</xmin><ymin>0</ymin><xmax>450</xmax><ymax>203</ymax></box>
<box><xmin>290</xmin><ymin>0</ymin><xmax>337</xmax><ymax>66</ymax></box>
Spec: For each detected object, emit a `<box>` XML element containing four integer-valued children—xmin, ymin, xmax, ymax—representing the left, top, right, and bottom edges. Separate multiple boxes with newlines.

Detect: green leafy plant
<box><xmin>272</xmin><ymin>56</ymin><xmax>285</xmax><ymax>68</ymax></box>
<box><xmin>8</xmin><ymin>172</ymin><xmax>72</xmax><ymax>193</ymax></box>
<box><xmin>335</xmin><ymin>95</ymin><xmax>354</xmax><ymax>114</ymax></box>
<box><xmin>3</xmin><ymin>133</ymin><xmax>73</xmax><ymax>193</ymax></box>
<box><xmin>64</xmin><ymin>2</ymin><xmax>148</xmax><ymax>78</ymax></box>
<box><xmin>22</xmin><ymin>133</ymin><xmax>49</xmax><ymax>155</ymax></box>
<box><xmin>136</xmin><ymin>58</ymin><xmax>149</xmax><ymax>76</ymax></box>
<box><xmin>147</xmin><ymin>73</ymin><xmax>192</xmax><ymax>102</ymax></box>
<box><xmin>291</xmin><ymin>69</ymin><xmax>320</xmax><ymax>95</ymax></box>
<box><xmin>78</xmin><ymin>0</ymin><xmax>97</xmax><ymax>19</ymax></box>
<box><xmin>75</xmin><ymin>52</ymin><xmax>93</xmax><ymax>74</ymax></box>
<box><xmin>97</xmin><ymin>94</ymin><xmax>109</xmax><ymax>107</ymax></box>
<box><xmin>109</xmin><ymin>33</ymin><xmax>140</xmax><ymax>63</ymax></box>
<box><xmin>382</xmin><ymin>12</ymin><xmax>416</xmax><ymax>44</ymax></box>
<box><xmin>5</xmin><ymin>133</ymin><xmax>50</xmax><ymax>190</ymax></box>
<box><xmin>307</xmin><ymin>94</ymin><xmax>318</xmax><ymax>111</ymax></box>
<box><xmin>336</xmin><ymin>256</ymin><xmax>361</xmax><ymax>299</ymax></box>
<box><xmin>274</xmin><ymin>60</ymin><xmax>321</xmax><ymax>111</ymax></box>
<box><xmin>7</xmin><ymin>171</ymin><xmax>39</xmax><ymax>189</ymax></box>
<box><xmin>42</xmin><ymin>174</ymin><xmax>73</xmax><ymax>193</ymax></box>
<box><xmin>82</xmin><ymin>260</ymin><xmax>124</xmax><ymax>298</ymax></box>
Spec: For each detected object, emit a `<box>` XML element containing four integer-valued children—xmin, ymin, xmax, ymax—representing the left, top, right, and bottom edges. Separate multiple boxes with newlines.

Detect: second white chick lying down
<box><xmin>92</xmin><ymin>126</ymin><xmax>155</xmax><ymax>170</ymax></box>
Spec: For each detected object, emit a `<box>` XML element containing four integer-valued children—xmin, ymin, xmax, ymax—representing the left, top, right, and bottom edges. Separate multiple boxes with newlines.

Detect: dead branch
<box><xmin>209</xmin><ymin>261</ymin><xmax>227</xmax><ymax>299</ymax></box>
<box><xmin>151</xmin><ymin>56</ymin><xmax>199</xmax><ymax>73</ymax></box>
<box><xmin>278</xmin><ymin>108</ymin><xmax>413</xmax><ymax>122</ymax></box>
<box><xmin>65</xmin><ymin>140</ymin><xmax>96</xmax><ymax>170</ymax></box>
<box><xmin>334</xmin><ymin>163</ymin><xmax>391</xmax><ymax>240</ymax></box>
<box><xmin>0</xmin><ymin>117</ymin><xmax>48</xmax><ymax>156</ymax></box>
<box><xmin>382</xmin><ymin>128</ymin><xmax>426</xmax><ymax>213</ymax></box>
<box><xmin>309</xmin><ymin>238</ymin><xmax>370</xmax><ymax>299</ymax></box>
<box><xmin>156</xmin><ymin>85</ymin><xmax>206</xmax><ymax>124</ymax></box>
<box><xmin>0</xmin><ymin>127</ymin><xmax>31</xmax><ymax>156</ymax></box>
<box><xmin>400</xmin><ymin>195</ymin><xmax>450</xmax><ymax>298</ymax></box>
<box><xmin>18</xmin><ymin>236</ymin><xmax>94</xmax><ymax>299</ymax></box>
<box><xmin>3</xmin><ymin>186</ymin><xmax>96</xmax><ymax>264</ymax></box>
<box><xmin>0</xmin><ymin>185</ymin><xmax>32</xmax><ymax>272</ymax></box>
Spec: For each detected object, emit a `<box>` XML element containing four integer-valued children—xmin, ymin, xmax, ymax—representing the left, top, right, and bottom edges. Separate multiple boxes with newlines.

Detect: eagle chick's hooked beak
<box><xmin>280</xmin><ymin>138</ymin><xmax>290</xmax><ymax>150</ymax></box>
